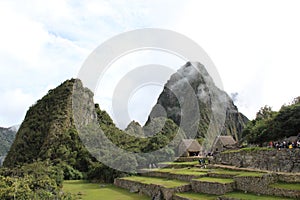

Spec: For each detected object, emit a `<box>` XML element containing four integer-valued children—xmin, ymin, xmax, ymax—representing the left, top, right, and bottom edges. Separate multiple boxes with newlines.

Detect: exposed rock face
<box><xmin>0</xmin><ymin>126</ymin><xmax>18</xmax><ymax>157</ymax></box>
<box><xmin>3</xmin><ymin>79</ymin><xmax>95</xmax><ymax>171</ymax></box>
<box><xmin>125</xmin><ymin>121</ymin><xmax>144</xmax><ymax>137</ymax></box>
<box><xmin>213</xmin><ymin>149</ymin><xmax>300</xmax><ymax>173</ymax></box>
<box><xmin>147</xmin><ymin>62</ymin><xmax>248</xmax><ymax>149</ymax></box>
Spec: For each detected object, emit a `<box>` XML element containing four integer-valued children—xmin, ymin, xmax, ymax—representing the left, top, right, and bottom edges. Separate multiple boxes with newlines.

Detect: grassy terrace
<box><xmin>209</xmin><ymin>168</ymin><xmax>266</xmax><ymax>177</ymax></box>
<box><xmin>222</xmin><ymin>147</ymin><xmax>273</xmax><ymax>154</ymax></box>
<box><xmin>223</xmin><ymin>192</ymin><xmax>296</xmax><ymax>200</ymax></box>
<box><xmin>175</xmin><ymin>192</ymin><xmax>217</xmax><ymax>200</ymax></box>
<box><xmin>159</xmin><ymin>161</ymin><xmax>199</xmax><ymax>166</ymax></box>
<box><xmin>208</xmin><ymin>169</ymin><xmax>240</xmax><ymax>175</ymax></box>
<box><xmin>235</xmin><ymin>171</ymin><xmax>266</xmax><ymax>177</ymax></box>
<box><xmin>194</xmin><ymin>177</ymin><xmax>234</xmax><ymax>184</ymax></box>
<box><xmin>120</xmin><ymin>176</ymin><xmax>189</xmax><ymax>188</ymax></box>
<box><xmin>154</xmin><ymin>167</ymin><xmax>208</xmax><ymax>176</ymax></box>
<box><xmin>152</xmin><ymin>167</ymin><xmax>265</xmax><ymax>177</ymax></box>
<box><xmin>270</xmin><ymin>182</ymin><xmax>300</xmax><ymax>191</ymax></box>
<box><xmin>63</xmin><ymin>180</ymin><xmax>149</xmax><ymax>200</ymax></box>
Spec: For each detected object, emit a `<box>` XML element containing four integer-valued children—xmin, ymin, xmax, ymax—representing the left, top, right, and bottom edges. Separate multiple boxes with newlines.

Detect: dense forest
<box><xmin>242</xmin><ymin>97</ymin><xmax>300</xmax><ymax>145</ymax></box>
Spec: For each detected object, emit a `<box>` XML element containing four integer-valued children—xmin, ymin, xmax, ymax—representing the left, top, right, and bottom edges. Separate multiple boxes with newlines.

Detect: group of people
<box><xmin>269</xmin><ymin>136</ymin><xmax>300</xmax><ymax>150</ymax></box>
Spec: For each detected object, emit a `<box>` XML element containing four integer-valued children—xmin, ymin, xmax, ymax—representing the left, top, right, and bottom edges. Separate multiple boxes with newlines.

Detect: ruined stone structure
<box><xmin>213</xmin><ymin>148</ymin><xmax>300</xmax><ymax>172</ymax></box>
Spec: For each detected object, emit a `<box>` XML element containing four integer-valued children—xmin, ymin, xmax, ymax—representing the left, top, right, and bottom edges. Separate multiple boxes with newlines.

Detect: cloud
<box><xmin>1</xmin><ymin>0</ymin><xmax>299</xmax><ymax>128</ymax></box>
<box><xmin>175</xmin><ymin>0</ymin><xmax>300</xmax><ymax>119</ymax></box>
<box><xmin>0</xmin><ymin>89</ymin><xmax>35</xmax><ymax>127</ymax></box>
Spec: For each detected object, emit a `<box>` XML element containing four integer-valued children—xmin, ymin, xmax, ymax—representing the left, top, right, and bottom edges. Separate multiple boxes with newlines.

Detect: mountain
<box><xmin>147</xmin><ymin>62</ymin><xmax>248</xmax><ymax>149</ymax></box>
<box><xmin>3</xmin><ymin>78</ymin><xmax>183</xmax><ymax>175</ymax></box>
<box><xmin>0</xmin><ymin>126</ymin><xmax>18</xmax><ymax>157</ymax></box>
<box><xmin>125</xmin><ymin>121</ymin><xmax>144</xmax><ymax>137</ymax></box>
<box><xmin>3</xmin><ymin>79</ymin><xmax>96</xmax><ymax>173</ymax></box>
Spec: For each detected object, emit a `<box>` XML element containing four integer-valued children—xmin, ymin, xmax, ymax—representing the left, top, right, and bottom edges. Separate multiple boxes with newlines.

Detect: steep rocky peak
<box><xmin>147</xmin><ymin>61</ymin><xmax>248</xmax><ymax>149</ymax></box>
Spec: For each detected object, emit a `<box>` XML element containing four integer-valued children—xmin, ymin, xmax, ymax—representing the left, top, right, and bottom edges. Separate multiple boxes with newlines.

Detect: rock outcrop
<box><xmin>125</xmin><ymin>121</ymin><xmax>144</xmax><ymax>137</ymax></box>
<box><xmin>0</xmin><ymin>126</ymin><xmax>18</xmax><ymax>157</ymax></box>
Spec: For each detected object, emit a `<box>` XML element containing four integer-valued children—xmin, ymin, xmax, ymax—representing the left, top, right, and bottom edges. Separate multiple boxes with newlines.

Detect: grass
<box><xmin>194</xmin><ymin>177</ymin><xmax>234</xmax><ymax>184</ymax></box>
<box><xmin>175</xmin><ymin>192</ymin><xmax>217</xmax><ymax>200</ymax></box>
<box><xmin>159</xmin><ymin>161</ymin><xmax>199</xmax><ymax>166</ymax></box>
<box><xmin>209</xmin><ymin>169</ymin><xmax>241</xmax><ymax>175</ymax></box>
<box><xmin>270</xmin><ymin>182</ymin><xmax>300</xmax><ymax>191</ymax></box>
<box><xmin>222</xmin><ymin>147</ymin><xmax>273</xmax><ymax>154</ymax></box>
<box><xmin>235</xmin><ymin>171</ymin><xmax>265</xmax><ymax>177</ymax></box>
<box><xmin>120</xmin><ymin>176</ymin><xmax>189</xmax><ymax>188</ymax></box>
<box><xmin>208</xmin><ymin>169</ymin><xmax>265</xmax><ymax>177</ymax></box>
<box><xmin>63</xmin><ymin>180</ymin><xmax>149</xmax><ymax>200</ymax></box>
<box><xmin>154</xmin><ymin>168</ymin><xmax>207</xmax><ymax>176</ymax></box>
<box><xmin>223</xmin><ymin>191</ymin><xmax>296</xmax><ymax>200</ymax></box>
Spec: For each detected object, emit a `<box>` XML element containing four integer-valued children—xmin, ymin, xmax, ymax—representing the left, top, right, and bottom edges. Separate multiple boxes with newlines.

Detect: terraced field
<box><xmin>63</xmin><ymin>161</ymin><xmax>300</xmax><ymax>200</ymax></box>
<box><xmin>115</xmin><ymin>161</ymin><xmax>300</xmax><ymax>199</ymax></box>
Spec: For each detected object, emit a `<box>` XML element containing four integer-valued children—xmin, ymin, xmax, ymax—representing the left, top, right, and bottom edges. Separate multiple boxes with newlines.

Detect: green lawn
<box><xmin>175</xmin><ymin>192</ymin><xmax>217</xmax><ymax>200</ymax></box>
<box><xmin>209</xmin><ymin>169</ymin><xmax>240</xmax><ymax>175</ymax></box>
<box><xmin>235</xmin><ymin>171</ymin><xmax>266</xmax><ymax>177</ymax></box>
<box><xmin>120</xmin><ymin>176</ymin><xmax>189</xmax><ymax>188</ymax></box>
<box><xmin>222</xmin><ymin>147</ymin><xmax>273</xmax><ymax>154</ymax></box>
<box><xmin>223</xmin><ymin>192</ymin><xmax>295</xmax><ymax>200</ymax></box>
<box><xmin>194</xmin><ymin>177</ymin><xmax>234</xmax><ymax>184</ymax></box>
<box><xmin>270</xmin><ymin>182</ymin><xmax>300</xmax><ymax>191</ymax></box>
<box><xmin>159</xmin><ymin>161</ymin><xmax>199</xmax><ymax>166</ymax></box>
<box><xmin>63</xmin><ymin>180</ymin><xmax>149</xmax><ymax>200</ymax></box>
<box><xmin>155</xmin><ymin>168</ymin><xmax>207</xmax><ymax>176</ymax></box>
<box><xmin>208</xmin><ymin>169</ymin><xmax>265</xmax><ymax>177</ymax></box>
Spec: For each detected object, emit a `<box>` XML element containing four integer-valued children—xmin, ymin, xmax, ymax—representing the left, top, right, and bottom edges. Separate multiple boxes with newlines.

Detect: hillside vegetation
<box><xmin>242</xmin><ymin>97</ymin><xmax>300</xmax><ymax>144</ymax></box>
<box><xmin>2</xmin><ymin>79</ymin><xmax>185</xmax><ymax>183</ymax></box>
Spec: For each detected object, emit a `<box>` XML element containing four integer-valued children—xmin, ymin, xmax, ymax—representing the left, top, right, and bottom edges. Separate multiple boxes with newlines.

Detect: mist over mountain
<box><xmin>147</xmin><ymin>62</ymin><xmax>248</xmax><ymax>148</ymax></box>
<box><xmin>0</xmin><ymin>126</ymin><xmax>18</xmax><ymax>156</ymax></box>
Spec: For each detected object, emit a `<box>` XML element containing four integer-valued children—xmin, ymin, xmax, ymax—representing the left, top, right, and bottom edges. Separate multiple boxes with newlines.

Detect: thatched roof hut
<box><xmin>211</xmin><ymin>135</ymin><xmax>237</xmax><ymax>153</ymax></box>
<box><xmin>178</xmin><ymin>139</ymin><xmax>202</xmax><ymax>157</ymax></box>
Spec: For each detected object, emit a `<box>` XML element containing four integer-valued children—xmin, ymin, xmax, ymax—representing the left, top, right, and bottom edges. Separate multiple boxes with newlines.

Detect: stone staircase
<box><xmin>114</xmin><ymin>163</ymin><xmax>300</xmax><ymax>200</ymax></box>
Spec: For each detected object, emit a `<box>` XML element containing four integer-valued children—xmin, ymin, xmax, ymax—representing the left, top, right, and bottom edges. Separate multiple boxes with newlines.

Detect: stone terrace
<box><xmin>114</xmin><ymin>162</ymin><xmax>300</xmax><ymax>200</ymax></box>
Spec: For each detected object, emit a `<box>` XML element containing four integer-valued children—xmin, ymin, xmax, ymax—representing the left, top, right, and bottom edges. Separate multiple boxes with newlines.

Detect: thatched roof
<box><xmin>216</xmin><ymin>136</ymin><xmax>236</xmax><ymax>146</ymax></box>
<box><xmin>179</xmin><ymin>139</ymin><xmax>202</xmax><ymax>152</ymax></box>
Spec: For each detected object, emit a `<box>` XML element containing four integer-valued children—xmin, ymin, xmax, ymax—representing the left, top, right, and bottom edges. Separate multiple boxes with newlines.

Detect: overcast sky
<box><xmin>0</xmin><ymin>0</ymin><xmax>299</xmax><ymax>128</ymax></box>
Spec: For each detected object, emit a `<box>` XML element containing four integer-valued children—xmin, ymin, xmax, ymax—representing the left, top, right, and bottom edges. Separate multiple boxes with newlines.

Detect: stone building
<box><xmin>211</xmin><ymin>136</ymin><xmax>237</xmax><ymax>153</ymax></box>
<box><xmin>178</xmin><ymin>139</ymin><xmax>203</xmax><ymax>157</ymax></box>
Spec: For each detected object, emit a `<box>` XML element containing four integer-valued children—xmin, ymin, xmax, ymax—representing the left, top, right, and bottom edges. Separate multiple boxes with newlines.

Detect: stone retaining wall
<box><xmin>114</xmin><ymin>178</ymin><xmax>191</xmax><ymax>200</ymax></box>
<box><xmin>276</xmin><ymin>173</ymin><xmax>300</xmax><ymax>183</ymax></box>
<box><xmin>234</xmin><ymin>174</ymin><xmax>277</xmax><ymax>194</ymax></box>
<box><xmin>213</xmin><ymin>149</ymin><xmax>300</xmax><ymax>173</ymax></box>
<box><xmin>191</xmin><ymin>180</ymin><xmax>235</xmax><ymax>195</ymax></box>
<box><xmin>234</xmin><ymin>174</ymin><xmax>300</xmax><ymax>199</ymax></box>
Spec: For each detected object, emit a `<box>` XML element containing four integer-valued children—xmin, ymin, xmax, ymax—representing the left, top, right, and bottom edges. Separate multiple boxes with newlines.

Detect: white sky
<box><xmin>0</xmin><ymin>0</ymin><xmax>299</xmax><ymax>128</ymax></box>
